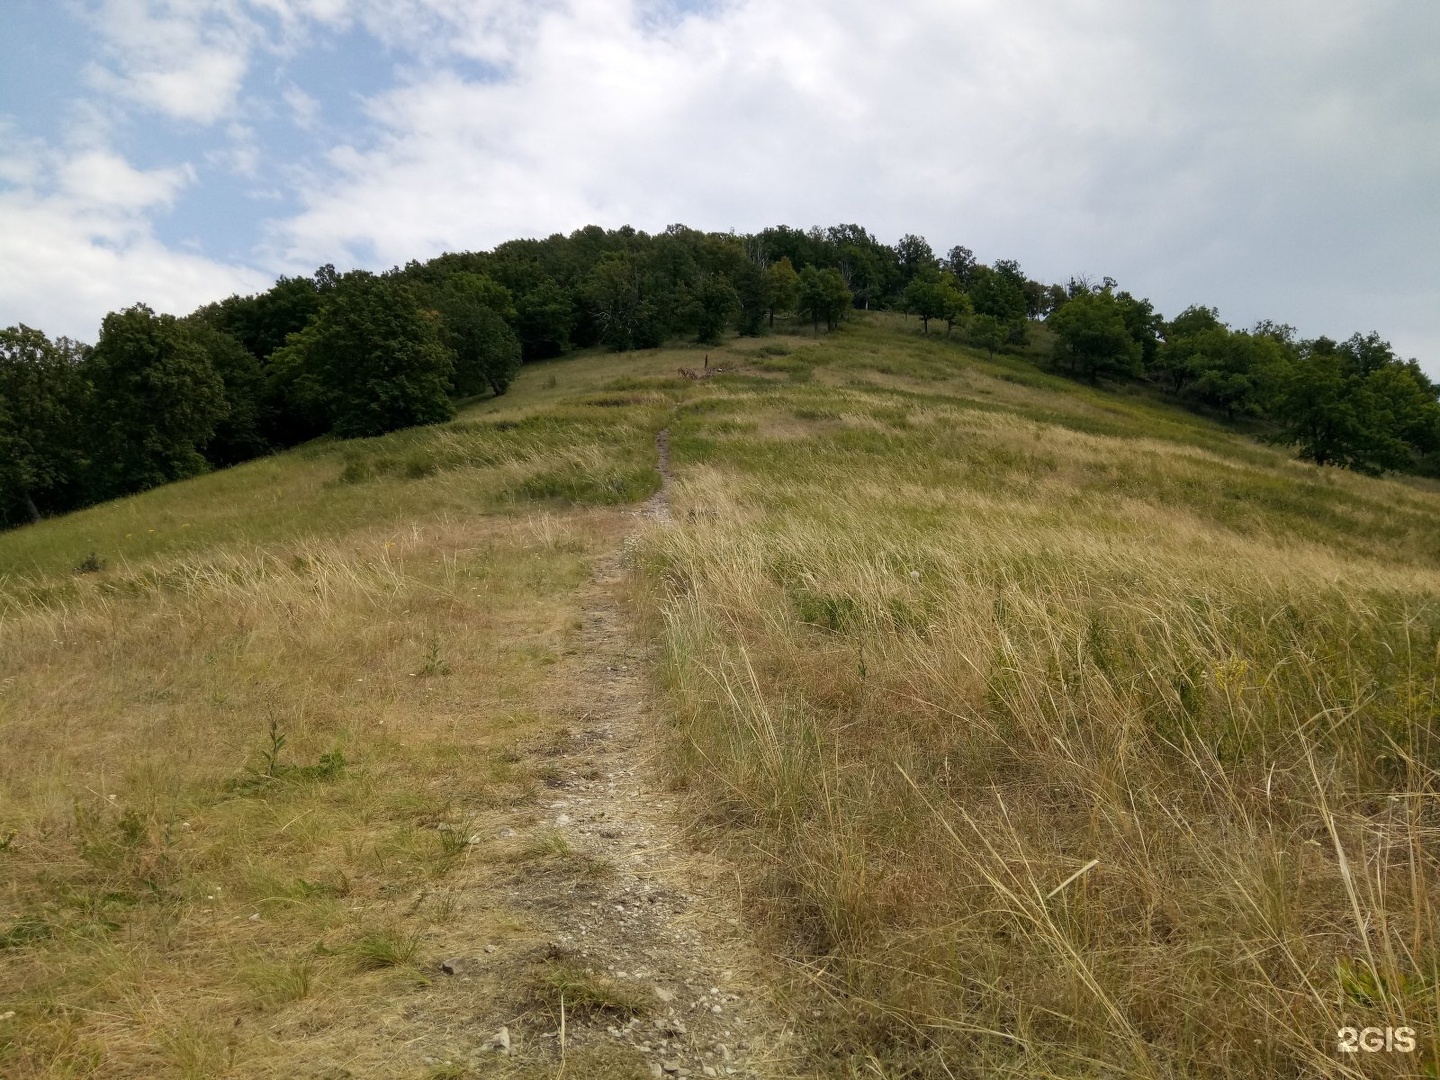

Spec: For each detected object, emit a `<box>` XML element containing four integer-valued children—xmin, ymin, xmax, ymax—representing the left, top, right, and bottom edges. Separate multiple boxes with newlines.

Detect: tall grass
<box><xmin>638</xmin><ymin>360</ymin><xmax>1440</xmax><ymax>1076</ymax></box>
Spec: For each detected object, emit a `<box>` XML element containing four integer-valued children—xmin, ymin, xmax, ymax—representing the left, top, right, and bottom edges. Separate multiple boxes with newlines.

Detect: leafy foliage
<box><xmin>269</xmin><ymin>272</ymin><xmax>455</xmax><ymax>438</ymax></box>
<box><xmin>84</xmin><ymin>305</ymin><xmax>227</xmax><ymax>501</ymax></box>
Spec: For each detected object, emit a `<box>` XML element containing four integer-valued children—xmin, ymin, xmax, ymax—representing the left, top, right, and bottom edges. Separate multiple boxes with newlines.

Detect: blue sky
<box><xmin>2</xmin><ymin>0</ymin><xmax>1438</xmax><ymax>375</ymax></box>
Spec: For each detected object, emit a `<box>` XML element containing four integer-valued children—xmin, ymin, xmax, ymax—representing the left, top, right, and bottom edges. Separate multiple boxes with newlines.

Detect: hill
<box><xmin>3</xmin><ymin>313</ymin><xmax>1440</xmax><ymax>1078</ymax></box>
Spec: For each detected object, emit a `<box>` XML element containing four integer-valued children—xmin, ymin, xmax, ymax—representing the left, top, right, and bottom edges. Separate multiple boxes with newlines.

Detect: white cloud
<box><xmin>81</xmin><ymin>0</ymin><xmax>258</xmax><ymax>123</ymax></box>
<box><xmin>0</xmin><ymin>141</ymin><xmax>268</xmax><ymax>339</ymax></box>
<box><xmin>58</xmin><ymin>149</ymin><xmax>193</xmax><ymax>208</ymax></box>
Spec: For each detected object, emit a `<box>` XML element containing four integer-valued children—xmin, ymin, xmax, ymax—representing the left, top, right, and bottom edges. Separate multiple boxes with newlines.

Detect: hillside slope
<box><xmin>4</xmin><ymin>313</ymin><xmax>1440</xmax><ymax>1078</ymax></box>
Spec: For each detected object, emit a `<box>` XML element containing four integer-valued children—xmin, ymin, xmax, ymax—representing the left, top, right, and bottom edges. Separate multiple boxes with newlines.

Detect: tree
<box><xmin>797</xmin><ymin>266</ymin><xmax>852</xmax><ymax>332</ymax></box>
<box><xmin>0</xmin><ymin>326</ymin><xmax>88</xmax><ymax>524</ymax></box>
<box><xmin>735</xmin><ymin>260</ymin><xmax>772</xmax><ymax>336</ymax></box>
<box><xmin>85</xmin><ymin>305</ymin><xmax>227</xmax><ymax>500</ymax></box>
<box><xmin>765</xmin><ymin>258</ymin><xmax>799</xmax><ymax>327</ymax></box>
<box><xmin>894</xmin><ymin>234</ymin><xmax>938</xmax><ymax>286</ymax></box>
<box><xmin>939</xmin><ymin>277</ymin><xmax>973</xmax><ymax>337</ymax></box>
<box><xmin>945</xmin><ymin>245</ymin><xmax>977</xmax><ymax>289</ymax></box>
<box><xmin>967</xmin><ymin>314</ymin><xmax>1006</xmax><ymax>357</ymax></box>
<box><xmin>584</xmin><ymin>253</ymin><xmax>646</xmax><ymax>351</ymax></box>
<box><xmin>1114</xmin><ymin>291</ymin><xmax>1163</xmax><ymax>370</ymax></box>
<box><xmin>828</xmin><ymin>224</ymin><xmax>893</xmax><ymax>308</ymax></box>
<box><xmin>1184</xmin><ymin>329</ymin><xmax>1288</xmax><ymax>419</ymax></box>
<box><xmin>903</xmin><ymin>275</ymin><xmax>948</xmax><ymax>334</ymax></box>
<box><xmin>515</xmin><ymin>278</ymin><xmax>574</xmax><ymax>359</ymax></box>
<box><xmin>267</xmin><ymin>273</ymin><xmax>454</xmax><ymax>439</ymax></box>
<box><xmin>1154</xmin><ymin>306</ymin><xmax>1225</xmax><ymax>392</ymax></box>
<box><xmin>685</xmin><ymin>272</ymin><xmax>740</xmax><ymax>344</ymax></box>
<box><xmin>186</xmin><ymin>320</ymin><xmax>270</xmax><ymax>466</ymax></box>
<box><xmin>435</xmin><ymin>274</ymin><xmax>523</xmax><ymax>396</ymax></box>
<box><xmin>1273</xmin><ymin>335</ymin><xmax>1440</xmax><ymax>473</ymax></box>
<box><xmin>1047</xmin><ymin>289</ymin><xmax>1141</xmax><ymax>382</ymax></box>
<box><xmin>969</xmin><ymin>264</ymin><xmax>1028</xmax><ymax>325</ymax></box>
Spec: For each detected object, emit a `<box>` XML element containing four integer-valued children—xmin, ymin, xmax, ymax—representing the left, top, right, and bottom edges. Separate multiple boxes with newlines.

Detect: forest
<box><xmin>3</xmin><ymin>221</ymin><xmax>1438</xmax><ymax>528</ymax></box>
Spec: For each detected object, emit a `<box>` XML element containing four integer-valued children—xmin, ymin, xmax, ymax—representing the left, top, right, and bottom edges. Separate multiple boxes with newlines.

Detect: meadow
<box><xmin>4</xmin><ymin>312</ymin><xmax>1440</xmax><ymax>1077</ymax></box>
<box><xmin>0</xmin><ymin>347</ymin><xmax>677</xmax><ymax>1078</ymax></box>
<box><xmin>631</xmin><ymin>315</ymin><xmax>1440</xmax><ymax>1077</ymax></box>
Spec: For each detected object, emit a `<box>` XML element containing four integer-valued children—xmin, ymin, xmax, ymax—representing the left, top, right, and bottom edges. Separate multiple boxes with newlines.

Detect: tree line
<box><xmin>2</xmin><ymin>222</ymin><xmax>1437</xmax><ymax>528</ymax></box>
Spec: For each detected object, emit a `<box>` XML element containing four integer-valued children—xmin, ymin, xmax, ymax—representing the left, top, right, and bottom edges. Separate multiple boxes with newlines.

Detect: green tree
<box><xmin>797</xmin><ymin>267</ymin><xmax>852</xmax><ymax>333</ymax></box>
<box><xmin>765</xmin><ymin>258</ymin><xmax>799</xmax><ymax>327</ymax></box>
<box><xmin>684</xmin><ymin>272</ymin><xmax>740</xmax><ymax>344</ymax></box>
<box><xmin>201</xmin><ymin>275</ymin><xmax>323</xmax><ymax>363</ymax></box>
<box><xmin>1047</xmin><ymin>289</ymin><xmax>1141</xmax><ymax>382</ymax></box>
<box><xmin>185</xmin><ymin>320</ymin><xmax>270</xmax><ymax>466</ymax></box>
<box><xmin>893</xmin><ymin>234</ymin><xmax>938</xmax><ymax>286</ymax></box>
<box><xmin>1167</xmin><ymin>327</ymin><xmax>1288</xmax><ymax>419</ymax></box>
<box><xmin>969</xmin><ymin>264</ymin><xmax>1028</xmax><ymax>325</ymax></box>
<box><xmin>734</xmin><ymin>260</ymin><xmax>772</xmax><ymax>336</ymax></box>
<box><xmin>945</xmin><ymin>245</ymin><xmax>977</xmax><ymax>289</ymax></box>
<box><xmin>0</xmin><ymin>326</ymin><xmax>88</xmax><ymax>524</ymax></box>
<box><xmin>268</xmin><ymin>273</ymin><xmax>454</xmax><ymax>439</ymax></box>
<box><xmin>584</xmin><ymin>253</ymin><xmax>646</xmax><ymax>351</ymax></box>
<box><xmin>967</xmin><ymin>314</ymin><xmax>1005</xmax><ymax>357</ymax></box>
<box><xmin>939</xmin><ymin>276</ymin><xmax>973</xmax><ymax>337</ymax></box>
<box><xmin>85</xmin><ymin>305</ymin><xmax>227</xmax><ymax>500</ymax></box>
<box><xmin>514</xmin><ymin>278</ymin><xmax>574</xmax><ymax>359</ymax></box>
<box><xmin>434</xmin><ymin>274</ymin><xmax>522</xmax><ymax>396</ymax></box>
<box><xmin>1114</xmin><ymin>291</ymin><xmax>1163</xmax><ymax>370</ymax></box>
<box><xmin>903</xmin><ymin>275</ymin><xmax>948</xmax><ymax>334</ymax></box>
<box><xmin>1274</xmin><ymin>335</ymin><xmax>1440</xmax><ymax>473</ymax></box>
<box><xmin>1154</xmin><ymin>306</ymin><xmax>1226</xmax><ymax>392</ymax></box>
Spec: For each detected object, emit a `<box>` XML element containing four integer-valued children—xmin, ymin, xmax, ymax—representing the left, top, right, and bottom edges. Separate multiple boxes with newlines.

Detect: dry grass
<box><xmin>0</xmin><ymin>509</ymin><xmax>630</xmax><ymax>1076</ymax></box>
<box><xmin>0</xmin><ymin>340</ymin><xmax>684</xmax><ymax>1077</ymax></box>
<box><xmin>8</xmin><ymin>313</ymin><xmax>1440</xmax><ymax>1077</ymax></box>
<box><xmin>634</xmin><ymin>319</ymin><xmax>1440</xmax><ymax>1077</ymax></box>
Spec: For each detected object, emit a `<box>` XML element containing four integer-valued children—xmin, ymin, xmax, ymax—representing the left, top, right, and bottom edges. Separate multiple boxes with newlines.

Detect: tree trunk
<box><xmin>21</xmin><ymin>489</ymin><xmax>40</xmax><ymax>524</ymax></box>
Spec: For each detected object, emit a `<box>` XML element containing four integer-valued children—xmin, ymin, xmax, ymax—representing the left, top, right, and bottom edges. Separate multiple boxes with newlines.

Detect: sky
<box><xmin>1</xmin><ymin>0</ymin><xmax>1438</xmax><ymax>373</ymax></box>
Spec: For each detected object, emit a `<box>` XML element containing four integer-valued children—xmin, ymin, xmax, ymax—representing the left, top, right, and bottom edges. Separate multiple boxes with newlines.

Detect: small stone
<box><xmin>440</xmin><ymin>958</ymin><xmax>463</xmax><ymax>975</ymax></box>
<box><xmin>0</xmin><ymin>1011</ymin><xmax>14</xmax><ymax>1022</ymax></box>
<box><xmin>499</xmin><ymin>827</ymin><xmax>516</xmax><ymax>838</ymax></box>
<box><xmin>652</xmin><ymin>985</ymin><xmax>675</xmax><ymax>1003</ymax></box>
<box><xmin>556</xmin><ymin>814</ymin><xmax>572</xmax><ymax>826</ymax></box>
<box><xmin>489</xmin><ymin>1026</ymin><xmax>511</xmax><ymax>1055</ymax></box>
<box><xmin>703</xmin><ymin>1068</ymin><xmax>718</xmax><ymax>1078</ymax></box>
<box><xmin>484</xmin><ymin>944</ymin><xmax>496</xmax><ymax>953</ymax></box>
<box><xmin>710</xmin><ymin>1004</ymin><xmax>723</xmax><ymax>1014</ymax></box>
<box><xmin>662</xmin><ymin>1063</ymin><xmax>681</xmax><ymax>1075</ymax></box>
<box><xmin>649</xmin><ymin>1066</ymin><xmax>663</xmax><ymax>1080</ymax></box>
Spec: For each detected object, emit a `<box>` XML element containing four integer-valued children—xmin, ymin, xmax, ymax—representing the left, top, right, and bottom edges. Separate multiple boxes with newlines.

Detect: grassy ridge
<box><xmin>633</xmin><ymin>316</ymin><xmax>1440</xmax><ymax>1076</ymax></box>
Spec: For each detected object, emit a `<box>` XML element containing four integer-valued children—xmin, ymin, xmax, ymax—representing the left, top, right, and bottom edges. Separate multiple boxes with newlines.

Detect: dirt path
<box><xmin>477</xmin><ymin>429</ymin><xmax>796</xmax><ymax>1079</ymax></box>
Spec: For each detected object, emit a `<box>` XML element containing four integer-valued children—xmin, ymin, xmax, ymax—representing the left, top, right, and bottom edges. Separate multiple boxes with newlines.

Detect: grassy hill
<box><xmin>4</xmin><ymin>312</ymin><xmax>1440</xmax><ymax>1078</ymax></box>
